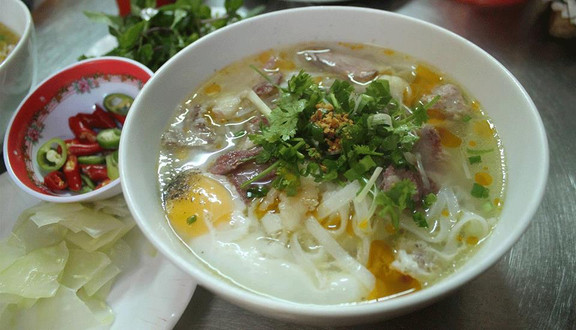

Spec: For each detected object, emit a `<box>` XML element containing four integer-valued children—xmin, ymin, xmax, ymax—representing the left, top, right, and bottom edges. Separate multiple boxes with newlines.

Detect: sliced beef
<box><xmin>209</xmin><ymin>147</ymin><xmax>262</xmax><ymax>175</ymax></box>
<box><xmin>252</xmin><ymin>56</ymin><xmax>283</xmax><ymax>99</ymax></box>
<box><xmin>421</xmin><ymin>84</ymin><xmax>470</xmax><ymax>119</ymax></box>
<box><xmin>161</xmin><ymin>104</ymin><xmax>216</xmax><ymax>148</ymax></box>
<box><xmin>301</xmin><ymin>50</ymin><xmax>378</xmax><ymax>83</ymax></box>
<box><xmin>227</xmin><ymin>161</ymin><xmax>275</xmax><ymax>203</ymax></box>
<box><xmin>209</xmin><ymin>146</ymin><xmax>275</xmax><ymax>203</ymax></box>
<box><xmin>379</xmin><ymin>165</ymin><xmax>438</xmax><ymax>202</ymax></box>
<box><xmin>253</xmin><ymin>72</ymin><xmax>283</xmax><ymax>98</ymax></box>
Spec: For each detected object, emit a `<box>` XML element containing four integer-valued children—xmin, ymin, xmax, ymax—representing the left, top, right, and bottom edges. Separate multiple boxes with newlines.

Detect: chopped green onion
<box><xmin>467</xmin><ymin>148</ymin><xmax>494</xmax><ymax>155</ymax></box>
<box><xmin>471</xmin><ymin>183</ymin><xmax>489</xmax><ymax>198</ymax></box>
<box><xmin>468</xmin><ymin>155</ymin><xmax>482</xmax><ymax>164</ymax></box>
<box><xmin>186</xmin><ymin>215</ymin><xmax>197</xmax><ymax>225</ymax></box>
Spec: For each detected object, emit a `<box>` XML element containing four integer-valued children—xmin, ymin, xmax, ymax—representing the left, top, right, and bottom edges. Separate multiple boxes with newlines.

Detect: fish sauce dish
<box><xmin>120</xmin><ymin>7</ymin><xmax>548</xmax><ymax>325</ymax></box>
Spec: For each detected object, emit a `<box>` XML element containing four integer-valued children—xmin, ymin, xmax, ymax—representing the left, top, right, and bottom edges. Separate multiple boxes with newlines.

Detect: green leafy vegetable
<box><xmin>81</xmin><ymin>0</ymin><xmax>263</xmax><ymax>71</ymax></box>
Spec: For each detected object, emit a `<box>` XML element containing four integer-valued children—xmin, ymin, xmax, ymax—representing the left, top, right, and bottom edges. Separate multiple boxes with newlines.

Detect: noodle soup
<box><xmin>158</xmin><ymin>42</ymin><xmax>506</xmax><ymax>304</ymax></box>
<box><xmin>0</xmin><ymin>22</ymin><xmax>19</xmax><ymax>64</ymax></box>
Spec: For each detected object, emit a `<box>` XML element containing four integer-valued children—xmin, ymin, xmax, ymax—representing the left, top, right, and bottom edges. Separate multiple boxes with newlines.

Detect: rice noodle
<box><xmin>304</xmin><ymin>217</ymin><xmax>375</xmax><ymax>290</ymax></box>
<box><xmin>443</xmin><ymin>211</ymin><xmax>490</xmax><ymax>255</ymax></box>
<box><xmin>317</xmin><ymin>181</ymin><xmax>360</xmax><ymax>220</ymax></box>
<box><xmin>400</xmin><ymin>214</ymin><xmax>451</xmax><ymax>244</ymax></box>
<box><xmin>289</xmin><ymin>233</ymin><xmax>324</xmax><ymax>287</ymax></box>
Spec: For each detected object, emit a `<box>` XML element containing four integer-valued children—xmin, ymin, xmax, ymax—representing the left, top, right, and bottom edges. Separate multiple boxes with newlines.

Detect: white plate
<box><xmin>0</xmin><ymin>172</ymin><xmax>196</xmax><ymax>329</ymax></box>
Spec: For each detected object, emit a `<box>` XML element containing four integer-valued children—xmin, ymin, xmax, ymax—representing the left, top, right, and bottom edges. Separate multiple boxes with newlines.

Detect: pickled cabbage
<box><xmin>0</xmin><ymin>195</ymin><xmax>137</xmax><ymax>329</ymax></box>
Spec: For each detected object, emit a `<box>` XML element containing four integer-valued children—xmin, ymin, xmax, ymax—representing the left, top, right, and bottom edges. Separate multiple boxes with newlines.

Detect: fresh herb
<box><xmin>471</xmin><ymin>183</ymin><xmax>489</xmax><ymax>198</ymax></box>
<box><xmin>248</xmin><ymin>71</ymin><xmax>438</xmax><ymax>194</ymax></box>
<box><xmin>246</xmin><ymin>70</ymin><xmax>439</xmax><ymax>229</ymax></box>
<box><xmin>468</xmin><ymin>155</ymin><xmax>482</xmax><ymax>164</ymax></box>
<box><xmin>81</xmin><ymin>0</ymin><xmax>262</xmax><ymax>71</ymax></box>
<box><xmin>186</xmin><ymin>215</ymin><xmax>197</xmax><ymax>225</ymax></box>
<box><xmin>375</xmin><ymin>179</ymin><xmax>421</xmax><ymax>229</ymax></box>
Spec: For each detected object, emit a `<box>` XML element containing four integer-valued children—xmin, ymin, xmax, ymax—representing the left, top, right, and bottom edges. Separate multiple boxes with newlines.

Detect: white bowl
<box><xmin>0</xmin><ymin>0</ymin><xmax>36</xmax><ymax>144</ymax></box>
<box><xmin>120</xmin><ymin>7</ymin><xmax>548</xmax><ymax>325</ymax></box>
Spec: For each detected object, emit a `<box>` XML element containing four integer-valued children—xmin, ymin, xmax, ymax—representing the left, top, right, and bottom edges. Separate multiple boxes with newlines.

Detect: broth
<box><xmin>0</xmin><ymin>22</ymin><xmax>19</xmax><ymax>64</ymax></box>
<box><xmin>158</xmin><ymin>42</ymin><xmax>506</xmax><ymax>304</ymax></box>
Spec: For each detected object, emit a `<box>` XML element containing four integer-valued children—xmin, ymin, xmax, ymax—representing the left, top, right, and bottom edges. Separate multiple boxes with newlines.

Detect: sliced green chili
<box><xmin>106</xmin><ymin>151</ymin><xmax>119</xmax><ymax>180</ymax></box>
<box><xmin>37</xmin><ymin>138</ymin><xmax>68</xmax><ymax>171</ymax></box>
<box><xmin>97</xmin><ymin>128</ymin><xmax>121</xmax><ymax>149</ymax></box>
<box><xmin>103</xmin><ymin>93</ymin><xmax>133</xmax><ymax>116</ymax></box>
<box><xmin>78</xmin><ymin>154</ymin><xmax>106</xmax><ymax>165</ymax></box>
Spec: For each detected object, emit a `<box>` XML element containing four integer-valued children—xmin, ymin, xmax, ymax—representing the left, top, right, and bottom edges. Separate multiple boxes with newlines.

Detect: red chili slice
<box><xmin>63</xmin><ymin>155</ymin><xmax>82</xmax><ymax>191</ymax></box>
<box><xmin>44</xmin><ymin>171</ymin><xmax>68</xmax><ymax>191</ymax></box>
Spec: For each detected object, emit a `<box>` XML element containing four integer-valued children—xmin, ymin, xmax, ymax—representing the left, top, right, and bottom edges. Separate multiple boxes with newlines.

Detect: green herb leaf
<box><xmin>82</xmin><ymin>0</ymin><xmax>252</xmax><ymax>71</ymax></box>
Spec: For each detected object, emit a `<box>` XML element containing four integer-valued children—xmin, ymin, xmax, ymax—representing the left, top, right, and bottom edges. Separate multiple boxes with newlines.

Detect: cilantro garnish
<box><xmin>246</xmin><ymin>70</ymin><xmax>440</xmax><ymax>228</ymax></box>
<box><xmin>249</xmin><ymin>71</ymin><xmax>437</xmax><ymax>192</ymax></box>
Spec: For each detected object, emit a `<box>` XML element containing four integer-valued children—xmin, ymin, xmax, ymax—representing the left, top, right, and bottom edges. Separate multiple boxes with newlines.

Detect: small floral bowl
<box><xmin>3</xmin><ymin>57</ymin><xmax>153</xmax><ymax>203</ymax></box>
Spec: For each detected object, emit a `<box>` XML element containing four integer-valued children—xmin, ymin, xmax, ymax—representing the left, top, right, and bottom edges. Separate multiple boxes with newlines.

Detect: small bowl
<box><xmin>0</xmin><ymin>0</ymin><xmax>36</xmax><ymax>144</ymax></box>
<box><xmin>120</xmin><ymin>7</ymin><xmax>548</xmax><ymax>325</ymax></box>
<box><xmin>3</xmin><ymin>56</ymin><xmax>153</xmax><ymax>203</ymax></box>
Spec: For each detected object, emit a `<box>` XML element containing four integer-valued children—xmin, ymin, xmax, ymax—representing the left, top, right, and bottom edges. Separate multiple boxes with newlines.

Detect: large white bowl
<box><xmin>0</xmin><ymin>0</ymin><xmax>36</xmax><ymax>144</ymax></box>
<box><xmin>120</xmin><ymin>7</ymin><xmax>548</xmax><ymax>325</ymax></box>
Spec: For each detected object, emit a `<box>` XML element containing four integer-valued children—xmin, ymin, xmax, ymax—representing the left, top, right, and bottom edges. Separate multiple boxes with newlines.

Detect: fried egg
<box><xmin>164</xmin><ymin>172</ymin><xmax>242</xmax><ymax>238</ymax></box>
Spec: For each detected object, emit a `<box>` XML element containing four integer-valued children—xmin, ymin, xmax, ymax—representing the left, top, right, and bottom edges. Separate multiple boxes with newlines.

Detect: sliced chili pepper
<box><xmin>66</xmin><ymin>139</ymin><xmax>104</xmax><ymax>156</ymax></box>
<box><xmin>37</xmin><ymin>138</ymin><xmax>68</xmax><ymax>172</ymax></box>
<box><xmin>93</xmin><ymin>105</ymin><xmax>117</xmax><ymax>128</ymax></box>
<box><xmin>44</xmin><ymin>171</ymin><xmax>68</xmax><ymax>191</ymax></box>
<box><xmin>63</xmin><ymin>155</ymin><xmax>82</xmax><ymax>191</ymax></box>
<box><xmin>103</xmin><ymin>93</ymin><xmax>133</xmax><ymax>125</ymax></box>
<box><xmin>95</xmin><ymin>179</ymin><xmax>112</xmax><ymax>190</ymax></box>
<box><xmin>97</xmin><ymin>128</ymin><xmax>121</xmax><ymax>149</ymax></box>
<box><xmin>106</xmin><ymin>151</ymin><xmax>119</xmax><ymax>180</ymax></box>
<box><xmin>78</xmin><ymin>154</ymin><xmax>105</xmax><ymax>165</ymax></box>
<box><xmin>80</xmin><ymin>164</ymin><xmax>109</xmax><ymax>182</ymax></box>
<box><xmin>69</xmin><ymin>115</ymin><xmax>98</xmax><ymax>142</ymax></box>
<box><xmin>81</xmin><ymin>174</ymin><xmax>95</xmax><ymax>189</ymax></box>
<box><xmin>103</xmin><ymin>93</ymin><xmax>133</xmax><ymax>116</ymax></box>
<box><xmin>111</xmin><ymin>112</ymin><xmax>126</xmax><ymax>125</ymax></box>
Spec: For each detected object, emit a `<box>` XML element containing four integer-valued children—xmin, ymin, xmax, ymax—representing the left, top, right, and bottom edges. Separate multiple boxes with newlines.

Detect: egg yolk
<box><xmin>166</xmin><ymin>175</ymin><xmax>233</xmax><ymax>238</ymax></box>
<box><xmin>366</xmin><ymin>240</ymin><xmax>421</xmax><ymax>301</ymax></box>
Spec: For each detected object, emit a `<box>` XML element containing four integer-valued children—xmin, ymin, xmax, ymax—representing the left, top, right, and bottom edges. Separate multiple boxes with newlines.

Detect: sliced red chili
<box><xmin>63</xmin><ymin>155</ymin><xmax>82</xmax><ymax>191</ymax></box>
<box><xmin>44</xmin><ymin>171</ymin><xmax>68</xmax><ymax>191</ymax></box>
<box><xmin>111</xmin><ymin>113</ymin><xmax>126</xmax><ymax>126</ymax></box>
<box><xmin>69</xmin><ymin>115</ymin><xmax>98</xmax><ymax>142</ymax></box>
<box><xmin>80</xmin><ymin>164</ymin><xmax>109</xmax><ymax>182</ymax></box>
<box><xmin>66</xmin><ymin>139</ymin><xmax>104</xmax><ymax>156</ymax></box>
<box><xmin>93</xmin><ymin>105</ymin><xmax>117</xmax><ymax>128</ymax></box>
<box><xmin>95</xmin><ymin>178</ymin><xmax>112</xmax><ymax>189</ymax></box>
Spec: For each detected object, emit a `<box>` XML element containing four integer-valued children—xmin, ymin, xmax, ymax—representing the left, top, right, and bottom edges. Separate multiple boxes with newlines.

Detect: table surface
<box><xmin>1</xmin><ymin>0</ymin><xmax>575</xmax><ymax>329</ymax></box>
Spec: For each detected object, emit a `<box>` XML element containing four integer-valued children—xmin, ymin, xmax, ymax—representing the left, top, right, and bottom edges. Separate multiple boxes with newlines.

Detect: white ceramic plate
<box><xmin>0</xmin><ymin>172</ymin><xmax>196</xmax><ymax>329</ymax></box>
